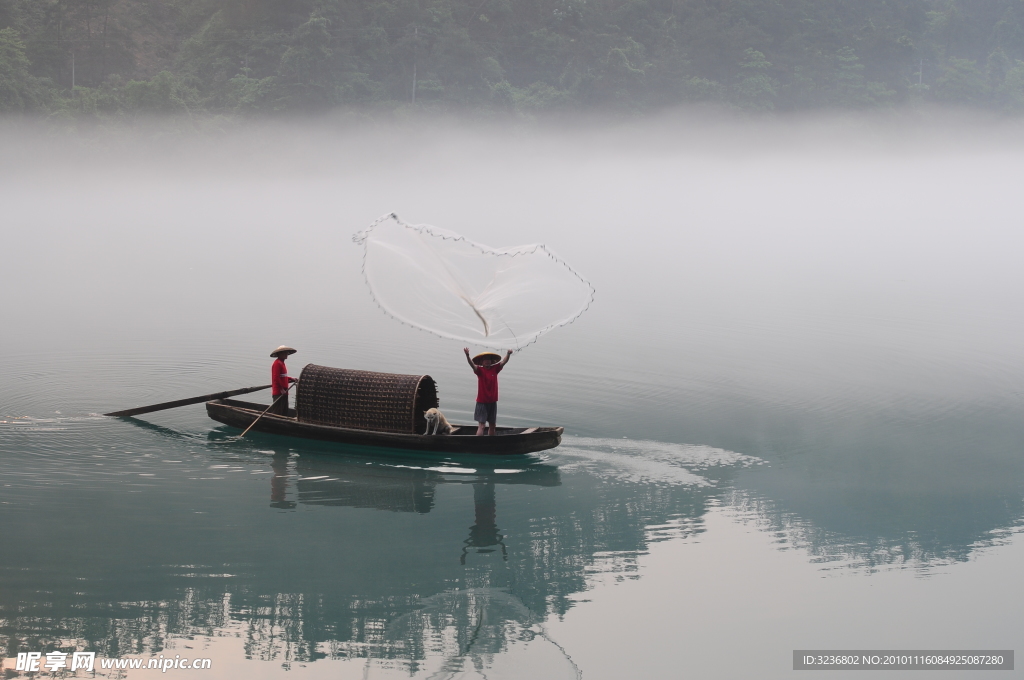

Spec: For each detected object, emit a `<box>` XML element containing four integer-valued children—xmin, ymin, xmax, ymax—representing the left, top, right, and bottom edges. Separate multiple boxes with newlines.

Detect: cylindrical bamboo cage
<box><xmin>295</xmin><ymin>364</ymin><xmax>439</xmax><ymax>434</ymax></box>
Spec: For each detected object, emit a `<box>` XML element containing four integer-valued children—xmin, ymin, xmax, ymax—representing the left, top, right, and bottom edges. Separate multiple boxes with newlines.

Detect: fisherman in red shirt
<box><xmin>269</xmin><ymin>345</ymin><xmax>299</xmax><ymax>415</ymax></box>
<box><xmin>464</xmin><ymin>348</ymin><xmax>512</xmax><ymax>436</ymax></box>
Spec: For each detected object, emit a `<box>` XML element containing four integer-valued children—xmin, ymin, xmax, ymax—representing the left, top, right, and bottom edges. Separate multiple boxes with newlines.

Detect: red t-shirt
<box><xmin>271</xmin><ymin>358</ymin><xmax>291</xmax><ymax>395</ymax></box>
<box><xmin>474</xmin><ymin>364</ymin><xmax>503</xmax><ymax>403</ymax></box>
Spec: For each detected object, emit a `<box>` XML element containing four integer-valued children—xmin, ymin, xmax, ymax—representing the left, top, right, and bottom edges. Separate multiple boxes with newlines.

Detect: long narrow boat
<box><xmin>205</xmin><ymin>364</ymin><xmax>563</xmax><ymax>456</ymax></box>
<box><xmin>206</xmin><ymin>399</ymin><xmax>562</xmax><ymax>455</ymax></box>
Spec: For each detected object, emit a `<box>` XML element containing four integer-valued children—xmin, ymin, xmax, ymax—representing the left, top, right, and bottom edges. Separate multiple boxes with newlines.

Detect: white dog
<box><xmin>423</xmin><ymin>407</ymin><xmax>453</xmax><ymax>435</ymax></box>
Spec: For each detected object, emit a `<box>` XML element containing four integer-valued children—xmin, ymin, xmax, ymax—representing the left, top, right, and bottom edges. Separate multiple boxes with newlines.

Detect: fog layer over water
<box><xmin>2</xmin><ymin>115</ymin><xmax>1023</xmax><ymax>678</ymax></box>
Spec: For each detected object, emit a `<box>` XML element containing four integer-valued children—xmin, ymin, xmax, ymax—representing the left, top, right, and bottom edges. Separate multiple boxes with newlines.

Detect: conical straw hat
<box><xmin>270</xmin><ymin>345</ymin><xmax>297</xmax><ymax>358</ymax></box>
<box><xmin>472</xmin><ymin>351</ymin><xmax>502</xmax><ymax>365</ymax></box>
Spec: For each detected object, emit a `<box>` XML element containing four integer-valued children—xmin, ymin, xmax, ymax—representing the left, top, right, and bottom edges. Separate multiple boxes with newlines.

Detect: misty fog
<box><xmin>4</xmin><ymin>111</ymin><xmax>1024</xmax><ymax>678</ymax></box>
<box><xmin>5</xmin><ymin>112</ymin><xmax>1024</xmax><ymax>421</ymax></box>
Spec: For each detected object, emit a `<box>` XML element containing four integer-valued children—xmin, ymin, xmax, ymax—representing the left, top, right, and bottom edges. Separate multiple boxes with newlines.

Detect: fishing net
<box><xmin>353</xmin><ymin>214</ymin><xmax>594</xmax><ymax>350</ymax></box>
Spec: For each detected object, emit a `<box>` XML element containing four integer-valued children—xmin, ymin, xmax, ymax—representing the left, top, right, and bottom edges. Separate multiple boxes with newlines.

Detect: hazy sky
<box><xmin>4</xmin><ymin>111</ymin><xmax>1024</xmax><ymax>417</ymax></box>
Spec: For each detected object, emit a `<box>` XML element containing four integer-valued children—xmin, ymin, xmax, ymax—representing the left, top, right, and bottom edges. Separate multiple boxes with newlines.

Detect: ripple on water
<box><xmin>0</xmin><ymin>415</ymin><xmax>217</xmax><ymax>497</ymax></box>
<box><xmin>4</xmin><ymin>346</ymin><xmax>263</xmax><ymax>419</ymax></box>
<box><xmin>552</xmin><ymin>436</ymin><xmax>761</xmax><ymax>487</ymax></box>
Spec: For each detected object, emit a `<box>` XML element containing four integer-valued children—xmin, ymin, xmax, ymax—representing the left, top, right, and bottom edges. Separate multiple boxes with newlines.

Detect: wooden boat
<box><xmin>205</xmin><ymin>364</ymin><xmax>563</xmax><ymax>456</ymax></box>
<box><xmin>206</xmin><ymin>399</ymin><xmax>562</xmax><ymax>455</ymax></box>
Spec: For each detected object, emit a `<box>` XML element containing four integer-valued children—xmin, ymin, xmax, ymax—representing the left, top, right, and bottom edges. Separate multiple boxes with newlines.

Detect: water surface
<box><xmin>2</xmin><ymin>117</ymin><xmax>1023</xmax><ymax>678</ymax></box>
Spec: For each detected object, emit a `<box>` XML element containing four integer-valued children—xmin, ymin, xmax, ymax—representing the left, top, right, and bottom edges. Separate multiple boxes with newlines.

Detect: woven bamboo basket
<box><xmin>295</xmin><ymin>364</ymin><xmax>439</xmax><ymax>434</ymax></box>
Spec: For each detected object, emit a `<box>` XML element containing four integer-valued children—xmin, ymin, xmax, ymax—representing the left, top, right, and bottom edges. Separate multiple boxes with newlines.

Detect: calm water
<box><xmin>2</xmin><ymin>117</ymin><xmax>1023</xmax><ymax>678</ymax></box>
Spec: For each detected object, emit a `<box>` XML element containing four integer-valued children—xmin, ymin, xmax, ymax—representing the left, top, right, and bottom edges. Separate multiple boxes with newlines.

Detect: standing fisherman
<box><xmin>464</xmin><ymin>348</ymin><xmax>512</xmax><ymax>436</ymax></box>
<box><xmin>269</xmin><ymin>346</ymin><xmax>298</xmax><ymax>415</ymax></box>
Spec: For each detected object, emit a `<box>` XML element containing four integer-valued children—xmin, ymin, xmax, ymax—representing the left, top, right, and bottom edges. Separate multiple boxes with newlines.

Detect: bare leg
<box><xmin>488</xmin><ymin>420</ymin><xmax>496</xmax><ymax>436</ymax></box>
<box><xmin>476</xmin><ymin>422</ymin><xmax>486</xmax><ymax>436</ymax></box>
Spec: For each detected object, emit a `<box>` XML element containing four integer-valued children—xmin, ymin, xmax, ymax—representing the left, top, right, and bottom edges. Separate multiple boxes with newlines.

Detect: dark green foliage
<box><xmin>733</xmin><ymin>48</ymin><xmax>776</xmax><ymax>111</ymax></box>
<box><xmin>1</xmin><ymin>0</ymin><xmax>1024</xmax><ymax>116</ymax></box>
<box><xmin>0</xmin><ymin>26</ymin><xmax>34</xmax><ymax>110</ymax></box>
<box><xmin>933</xmin><ymin>57</ymin><xmax>986</xmax><ymax>103</ymax></box>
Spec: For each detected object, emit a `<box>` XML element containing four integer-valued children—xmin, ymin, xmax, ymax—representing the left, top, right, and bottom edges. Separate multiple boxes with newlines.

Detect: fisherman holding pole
<box><xmin>269</xmin><ymin>346</ymin><xmax>299</xmax><ymax>415</ymax></box>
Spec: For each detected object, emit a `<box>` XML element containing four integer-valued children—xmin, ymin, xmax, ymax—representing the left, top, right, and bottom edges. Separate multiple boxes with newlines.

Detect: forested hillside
<box><xmin>2</xmin><ymin>0</ymin><xmax>1024</xmax><ymax>117</ymax></box>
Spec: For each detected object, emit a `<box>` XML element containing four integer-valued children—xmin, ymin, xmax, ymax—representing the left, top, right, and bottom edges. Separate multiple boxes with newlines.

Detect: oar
<box><xmin>237</xmin><ymin>383</ymin><xmax>294</xmax><ymax>438</ymax></box>
<box><xmin>105</xmin><ymin>385</ymin><xmax>271</xmax><ymax>417</ymax></box>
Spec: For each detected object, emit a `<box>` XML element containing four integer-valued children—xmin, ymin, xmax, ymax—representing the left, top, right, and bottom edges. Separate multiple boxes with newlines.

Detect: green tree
<box><xmin>833</xmin><ymin>47</ymin><xmax>868</xmax><ymax>106</ymax></box>
<box><xmin>933</xmin><ymin>57</ymin><xmax>986</xmax><ymax>104</ymax></box>
<box><xmin>225</xmin><ymin>67</ymin><xmax>280</xmax><ymax>112</ymax></box>
<box><xmin>121</xmin><ymin>70</ymin><xmax>199</xmax><ymax>114</ymax></box>
<box><xmin>1002</xmin><ymin>60</ymin><xmax>1024</xmax><ymax>111</ymax></box>
<box><xmin>829</xmin><ymin>47</ymin><xmax>894</xmax><ymax>107</ymax></box>
<box><xmin>733</xmin><ymin>48</ymin><xmax>776</xmax><ymax>111</ymax></box>
<box><xmin>278</xmin><ymin>13</ymin><xmax>334</xmax><ymax>108</ymax></box>
<box><xmin>0</xmin><ymin>26</ymin><xmax>40</xmax><ymax>111</ymax></box>
<box><xmin>985</xmin><ymin>47</ymin><xmax>1010</xmax><ymax>106</ymax></box>
<box><xmin>586</xmin><ymin>37</ymin><xmax>649</xmax><ymax>107</ymax></box>
<box><xmin>9</xmin><ymin>0</ymin><xmax>1024</xmax><ymax>116</ymax></box>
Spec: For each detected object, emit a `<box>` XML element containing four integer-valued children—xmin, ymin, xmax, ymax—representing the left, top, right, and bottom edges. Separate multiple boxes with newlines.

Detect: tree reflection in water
<box><xmin>235</xmin><ymin>447</ymin><xmax>593</xmax><ymax>672</ymax></box>
<box><xmin>0</xmin><ymin>427</ymin><xmax>741</xmax><ymax>673</ymax></box>
<box><xmin>24</xmin><ymin>425</ymin><xmax>1018</xmax><ymax>674</ymax></box>
<box><xmin>369</xmin><ymin>589</ymin><xmax>581</xmax><ymax>679</ymax></box>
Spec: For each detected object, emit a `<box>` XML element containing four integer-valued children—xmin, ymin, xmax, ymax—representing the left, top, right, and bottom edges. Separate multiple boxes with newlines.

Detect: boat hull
<box><xmin>206</xmin><ymin>399</ymin><xmax>562</xmax><ymax>455</ymax></box>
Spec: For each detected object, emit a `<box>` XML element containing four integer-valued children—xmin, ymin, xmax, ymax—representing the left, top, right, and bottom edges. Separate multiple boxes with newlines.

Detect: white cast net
<box><xmin>353</xmin><ymin>214</ymin><xmax>595</xmax><ymax>350</ymax></box>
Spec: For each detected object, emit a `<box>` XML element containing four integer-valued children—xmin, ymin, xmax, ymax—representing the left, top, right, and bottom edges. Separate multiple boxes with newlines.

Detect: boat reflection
<box><xmin>233</xmin><ymin>445</ymin><xmax>580</xmax><ymax>669</ymax></box>
<box><xmin>264</xmin><ymin>448</ymin><xmax>551</xmax><ymax>573</ymax></box>
<box><xmin>264</xmin><ymin>446</ymin><xmax>559</xmax><ymax>514</ymax></box>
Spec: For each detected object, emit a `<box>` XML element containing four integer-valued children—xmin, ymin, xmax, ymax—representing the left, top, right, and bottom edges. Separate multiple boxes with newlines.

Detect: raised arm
<box><xmin>463</xmin><ymin>348</ymin><xmax>478</xmax><ymax>371</ymax></box>
<box><xmin>499</xmin><ymin>350</ymin><xmax>512</xmax><ymax>367</ymax></box>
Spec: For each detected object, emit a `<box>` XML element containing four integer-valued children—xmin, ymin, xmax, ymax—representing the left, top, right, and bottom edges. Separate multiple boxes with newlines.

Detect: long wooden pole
<box><xmin>237</xmin><ymin>383</ymin><xmax>293</xmax><ymax>438</ymax></box>
<box><xmin>105</xmin><ymin>385</ymin><xmax>271</xmax><ymax>417</ymax></box>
